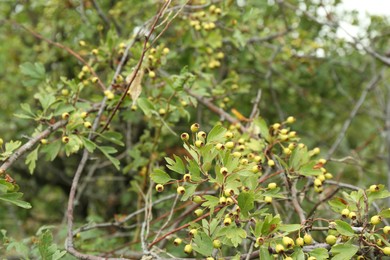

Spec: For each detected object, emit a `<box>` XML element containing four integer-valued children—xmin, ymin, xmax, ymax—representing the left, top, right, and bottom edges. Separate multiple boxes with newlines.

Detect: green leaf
<box><xmin>289</xmin><ymin>146</ymin><xmax>309</xmax><ymax>170</ymax></box>
<box><xmin>299</xmin><ymin>161</ymin><xmax>322</xmax><ymax>176</ymax></box>
<box><xmin>20</xmin><ymin>62</ymin><xmax>46</xmax><ymax>86</ymax></box>
<box><xmin>181</xmin><ymin>184</ymin><xmax>197</xmax><ymax>201</ymax></box>
<box><xmin>309</xmin><ymin>248</ymin><xmax>329</xmax><ymax>260</ymax></box>
<box><xmin>5</xmin><ymin>140</ymin><xmax>22</xmax><ymax>153</ymax></box>
<box><xmin>37</xmin><ymin>93</ymin><xmax>56</xmax><ymax>111</ymax></box>
<box><xmin>278</xmin><ymin>224</ymin><xmax>301</xmax><ymax>233</ymax></box>
<box><xmin>192</xmin><ymin>232</ymin><xmax>213</xmax><ymax>256</ymax></box>
<box><xmin>259</xmin><ymin>246</ymin><xmax>273</xmax><ymax>260</ymax></box>
<box><xmin>165</xmin><ymin>155</ymin><xmax>186</xmax><ymax>174</ymax></box>
<box><xmin>207</xmin><ymin>124</ymin><xmax>227</xmax><ymax>143</ymax></box>
<box><xmin>291</xmin><ymin>247</ymin><xmax>305</xmax><ymax>260</ymax></box>
<box><xmin>237</xmin><ymin>191</ymin><xmax>254</xmax><ymax>217</ymax></box>
<box><xmin>335</xmin><ymin>220</ymin><xmax>355</xmax><ymax>237</ymax></box>
<box><xmin>41</xmin><ymin>140</ymin><xmax>62</xmax><ymax>161</ymax></box>
<box><xmin>253</xmin><ymin>117</ymin><xmax>271</xmax><ymax>142</ymax></box>
<box><xmin>330</xmin><ymin>244</ymin><xmax>358</xmax><ymax>260</ymax></box>
<box><xmin>380</xmin><ymin>208</ymin><xmax>390</xmax><ymax>218</ymax></box>
<box><xmin>0</xmin><ymin>192</ymin><xmax>32</xmax><ymax>209</ymax></box>
<box><xmin>25</xmin><ymin>146</ymin><xmax>39</xmax><ymax>174</ymax></box>
<box><xmin>150</xmin><ymin>169</ymin><xmax>173</xmax><ymax>184</ymax></box>
<box><xmin>97</xmin><ymin>131</ymin><xmax>124</xmax><ymax>146</ymax></box>
<box><xmin>202</xmin><ymin>195</ymin><xmax>219</xmax><ymax>210</ymax></box>
<box><xmin>81</xmin><ymin>137</ymin><xmax>96</xmax><ymax>153</ymax></box>
<box><xmin>368</xmin><ymin>189</ymin><xmax>390</xmax><ymax>203</ymax></box>
<box><xmin>137</xmin><ymin>97</ymin><xmax>155</xmax><ymax>116</ymax></box>
<box><xmin>97</xmin><ymin>146</ymin><xmax>120</xmax><ymax>170</ymax></box>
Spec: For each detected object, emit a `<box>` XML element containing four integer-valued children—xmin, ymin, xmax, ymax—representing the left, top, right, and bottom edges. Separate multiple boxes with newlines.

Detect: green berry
<box><xmin>213</xmin><ymin>239</ymin><xmax>222</xmax><ymax>248</ymax></box>
<box><xmin>193</xmin><ymin>195</ymin><xmax>203</xmax><ymax>204</ymax></box>
<box><xmin>370</xmin><ymin>185</ymin><xmax>379</xmax><ymax>192</ymax></box>
<box><xmin>326</xmin><ymin>235</ymin><xmax>337</xmax><ymax>245</ymax></box>
<box><xmin>194</xmin><ymin>209</ymin><xmax>203</xmax><ymax>217</ymax></box>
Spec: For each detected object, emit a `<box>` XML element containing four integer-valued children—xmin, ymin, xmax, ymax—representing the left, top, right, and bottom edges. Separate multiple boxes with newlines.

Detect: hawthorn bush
<box><xmin>1</xmin><ymin>0</ymin><xmax>390</xmax><ymax>259</ymax></box>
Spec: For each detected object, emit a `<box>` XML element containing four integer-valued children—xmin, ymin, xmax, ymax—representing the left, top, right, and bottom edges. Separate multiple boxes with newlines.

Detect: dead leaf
<box><xmin>126</xmin><ymin>69</ymin><xmax>144</xmax><ymax>105</ymax></box>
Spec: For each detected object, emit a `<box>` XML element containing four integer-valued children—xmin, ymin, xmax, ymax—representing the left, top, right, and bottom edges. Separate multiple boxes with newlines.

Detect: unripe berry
<box><xmin>272</xmin><ymin>123</ymin><xmax>281</xmax><ymax>130</ymax></box>
<box><xmin>224</xmin><ymin>131</ymin><xmax>234</xmax><ymax>139</ymax></box>
<box><xmin>79</xmin><ymin>40</ymin><xmax>86</xmax><ymax>46</ymax></box>
<box><xmin>181</xmin><ymin>133</ymin><xmax>189</xmax><ymax>141</ymax></box>
<box><xmin>275</xmin><ymin>244</ymin><xmax>284</xmax><ymax>253</ymax></box>
<box><xmin>62</xmin><ymin>112</ymin><xmax>70</xmax><ymax>120</ymax></box>
<box><xmin>91</xmin><ymin>49</ymin><xmax>99</xmax><ymax>55</ymax></box>
<box><xmin>190</xmin><ymin>123</ymin><xmax>200</xmax><ymax>132</ymax></box>
<box><xmin>155</xmin><ymin>184</ymin><xmax>164</xmax><ymax>192</ymax></box>
<box><xmin>383</xmin><ymin>226</ymin><xmax>390</xmax><ymax>234</ymax></box>
<box><xmin>370</xmin><ymin>185</ymin><xmax>380</xmax><ymax>192</ymax></box>
<box><xmin>303</xmin><ymin>234</ymin><xmax>313</xmax><ymax>245</ymax></box>
<box><xmin>256</xmin><ymin>237</ymin><xmax>265</xmax><ymax>245</ymax></box>
<box><xmin>254</xmin><ymin>155</ymin><xmax>262</xmax><ymax>162</ymax></box>
<box><xmin>158</xmin><ymin>108</ymin><xmax>166</xmax><ymax>116</ymax></box>
<box><xmin>62</xmin><ymin>136</ymin><xmax>70</xmax><ymax>144</ymax></box>
<box><xmin>163</xmin><ymin>47</ymin><xmax>170</xmax><ymax>54</ymax></box>
<box><xmin>264</xmin><ymin>196</ymin><xmax>272</xmax><ymax>204</ymax></box>
<box><xmin>383</xmin><ymin>247</ymin><xmax>390</xmax><ymax>255</ymax></box>
<box><xmin>223</xmin><ymin>217</ymin><xmax>232</xmax><ymax>226</ymax></box>
<box><xmin>80</xmin><ymin>112</ymin><xmax>88</xmax><ymax>119</ymax></box>
<box><xmin>131</xmin><ymin>105</ymin><xmax>138</xmax><ymax>111</ymax></box>
<box><xmin>283</xmin><ymin>147</ymin><xmax>292</xmax><ymax>155</ymax></box>
<box><xmin>189</xmin><ymin>229</ymin><xmax>197</xmax><ymax>236</ymax></box>
<box><xmin>251</xmin><ymin>164</ymin><xmax>261</xmax><ymax>173</ymax></box>
<box><xmin>314</xmin><ymin>178</ymin><xmax>322</xmax><ymax>187</ymax></box>
<box><xmin>280</xmin><ymin>129</ymin><xmax>289</xmax><ymax>135</ymax></box>
<box><xmin>183</xmin><ymin>174</ymin><xmax>191</xmax><ymax>182</ymax></box>
<box><xmin>220</xmin><ymin>167</ymin><xmax>228</xmax><ymax>175</ymax></box>
<box><xmin>177</xmin><ymin>186</ymin><xmax>186</xmax><ymax>195</ymax></box>
<box><xmin>314</xmin><ymin>186</ymin><xmax>323</xmax><ymax>193</ymax></box>
<box><xmin>285</xmin><ymin>257</ymin><xmax>293</xmax><ymax>260</ymax></box>
<box><xmin>193</xmin><ymin>195</ymin><xmax>203</xmax><ymax>204</ymax></box>
<box><xmin>237</xmin><ymin>145</ymin><xmax>246</xmax><ymax>151</ymax></box>
<box><xmin>312</xmin><ymin>147</ymin><xmax>320</xmax><ymax>155</ymax></box>
<box><xmin>268</xmin><ymin>183</ymin><xmax>277</xmax><ymax>189</ymax></box>
<box><xmin>225</xmin><ymin>141</ymin><xmax>235</xmax><ymax>149</ymax></box>
<box><xmin>371</xmin><ymin>215</ymin><xmax>382</xmax><ymax>225</ymax></box>
<box><xmin>233</xmin><ymin>152</ymin><xmax>241</xmax><ymax>158</ymax></box>
<box><xmin>173</xmin><ymin>238</ymin><xmax>183</xmax><ymax>246</ymax></box>
<box><xmin>195</xmin><ymin>140</ymin><xmax>204</xmax><ymax>148</ymax></box>
<box><xmin>307</xmin><ymin>257</ymin><xmax>316</xmax><ymax>260</ymax></box>
<box><xmin>317</xmin><ymin>174</ymin><xmax>326</xmax><ymax>182</ymax></box>
<box><xmin>349</xmin><ymin>212</ymin><xmax>357</xmax><ymax>220</ymax></box>
<box><xmin>61</xmin><ymin>89</ymin><xmax>69</xmax><ymax>96</ymax></box>
<box><xmin>286</xmin><ymin>116</ymin><xmax>296</xmax><ymax>123</ymax></box>
<box><xmin>224</xmin><ymin>189</ymin><xmax>234</xmax><ymax>197</ymax></box>
<box><xmin>0</xmin><ymin>138</ymin><xmax>3</xmax><ymax>146</ymax></box>
<box><xmin>296</xmin><ymin>237</ymin><xmax>304</xmax><ymax>247</ymax></box>
<box><xmin>240</xmin><ymin>158</ymin><xmax>248</xmax><ymax>165</ymax></box>
<box><xmin>282</xmin><ymin>236</ymin><xmax>294</xmax><ymax>248</ymax></box>
<box><xmin>206</xmin><ymin>257</ymin><xmax>214</xmax><ymax>260</ymax></box>
<box><xmin>149</xmin><ymin>71</ymin><xmax>156</xmax><ymax>78</ymax></box>
<box><xmin>91</xmin><ymin>77</ymin><xmax>99</xmax><ymax>83</ymax></box>
<box><xmin>197</xmin><ymin>131</ymin><xmax>207</xmax><ymax>139</ymax></box>
<box><xmin>267</xmin><ymin>159</ymin><xmax>275</xmax><ymax>167</ymax></box>
<box><xmin>184</xmin><ymin>244</ymin><xmax>192</xmax><ymax>254</ymax></box>
<box><xmin>341</xmin><ymin>208</ymin><xmax>350</xmax><ymax>218</ymax></box>
<box><xmin>325</xmin><ymin>173</ymin><xmax>333</xmax><ymax>179</ymax></box>
<box><xmin>215</xmin><ymin>143</ymin><xmax>225</xmax><ymax>150</ymax></box>
<box><xmin>84</xmin><ymin>121</ymin><xmax>92</xmax><ymax>129</ymax></box>
<box><xmin>226</xmin><ymin>198</ymin><xmax>233</xmax><ymax>205</ymax></box>
<box><xmin>326</xmin><ymin>235</ymin><xmax>337</xmax><ymax>245</ymax></box>
<box><xmin>213</xmin><ymin>239</ymin><xmax>222</xmax><ymax>248</ymax></box>
<box><xmin>40</xmin><ymin>139</ymin><xmax>48</xmax><ymax>145</ymax></box>
<box><xmin>219</xmin><ymin>196</ymin><xmax>227</xmax><ymax>205</ymax></box>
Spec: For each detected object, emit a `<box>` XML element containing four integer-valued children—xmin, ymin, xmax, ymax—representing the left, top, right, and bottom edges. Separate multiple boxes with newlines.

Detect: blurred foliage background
<box><xmin>0</xmin><ymin>0</ymin><xmax>389</xmax><ymax>258</ymax></box>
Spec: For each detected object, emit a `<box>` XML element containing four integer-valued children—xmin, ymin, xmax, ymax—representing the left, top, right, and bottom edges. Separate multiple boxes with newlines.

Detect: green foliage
<box><xmin>0</xmin><ymin>0</ymin><xmax>390</xmax><ymax>258</ymax></box>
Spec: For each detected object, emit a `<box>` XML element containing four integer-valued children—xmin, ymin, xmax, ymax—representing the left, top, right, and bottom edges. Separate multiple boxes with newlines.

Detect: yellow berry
<box><xmin>181</xmin><ymin>133</ymin><xmax>189</xmax><ymax>141</ymax></box>
<box><xmin>296</xmin><ymin>237</ymin><xmax>304</xmax><ymax>247</ymax></box>
<box><xmin>220</xmin><ymin>167</ymin><xmax>228</xmax><ymax>175</ymax></box>
<box><xmin>267</xmin><ymin>159</ymin><xmax>275</xmax><ymax>167</ymax></box>
<box><xmin>177</xmin><ymin>186</ymin><xmax>186</xmax><ymax>195</ymax></box>
<box><xmin>62</xmin><ymin>136</ymin><xmax>70</xmax><ymax>144</ymax></box>
<box><xmin>275</xmin><ymin>244</ymin><xmax>284</xmax><ymax>254</ymax></box>
<box><xmin>62</xmin><ymin>112</ymin><xmax>70</xmax><ymax>120</ymax></box>
<box><xmin>183</xmin><ymin>173</ymin><xmax>191</xmax><ymax>182</ymax></box>
<box><xmin>197</xmin><ymin>131</ymin><xmax>207</xmax><ymax>139</ymax></box>
<box><xmin>173</xmin><ymin>238</ymin><xmax>182</xmax><ymax>246</ymax></box>
<box><xmin>383</xmin><ymin>247</ymin><xmax>390</xmax><ymax>256</ymax></box>
<box><xmin>163</xmin><ymin>47</ymin><xmax>170</xmax><ymax>54</ymax></box>
<box><xmin>268</xmin><ymin>183</ymin><xmax>277</xmax><ymax>189</ymax></box>
<box><xmin>83</xmin><ymin>121</ymin><xmax>92</xmax><ymax>129</ymax></box>
<box><xmin>184</xmin><ymin>244</ymin><xmax>192</xmax><ymax>254</ymax></box>
<box><xmin>286</xmin><ymin>116</ymin><xmax>296</xmax><ymax>123</ymax></box>
<box><xmin>341</xmin><ymin>208</ymin><xmax>350</xmax><ymax>218</ymax></box>
<box><xmin>303</xmin><ymin>234</ymin><xmax>313</xmax><ymax>245</ymax></box>
<box><xmin>223</xmin><ymin>217</ymin><xmax>232</xmax><ymax>226</ymax></box>
<box><xmin>40</xmin><ymin>139</ymin><xmax>48</xmax><ymax>145</ymax></box>
<box><xmin>326</xmin><ymin>235</ymin><xmax>337</xmax><ymax>245</ymax></box>
<box><xmin>195</xmin><ymin>140</ymin><xmax>204</xmax><ymax>148</ymax></box>
<box><xmin>155</xmin><ymin>184</ymin><xmax>164</xmax><ymax>192</ymax></box>
<box><xmin>79</xmin><ymin>40</ymin><xmax>86</xmax><ymax>46</ymax></box>
<box><xmin>264</xmin><ymin>196</ymin><xmax>272</xmax><ymax>203</ymax></box>
<box><xmin>158</xmin><ymin>108</ymin><xmax>166</xmax><ymax>116</ymax></box>
<box><xmin>370</xmin><ymin>185</ymin><xmax>379</xmax><ymax>192</ymax></box>
<box><xmin>149</xmin><ymin>71</ymin><xmax>156</xmax><ymax>78</ymax></box>
<box><xmin>61</xmin><ymin>89</ymin><xmax>69</xmax><ymax>96</ymax></box>
<box><xmin>213</xmin><ymin>239</ymin><xmax>222</xmax><ymax>248</ymax></box>
<box><xmin>371</xmin><ymin>215</ymin><xmax>382</xmax><ymax>225</ymax></box>
<box><xmin>225</xmin><ymin>141</ymin><xmax>235</xmax><ymax>149</ymax></box>
<box><xmin>190</xmin><ymin>123</ymin><xmax>200</xmax><ymax>132</ymax></box>
<box><xmin>384</xmin><ymin>226</ymin><xmax>390</xmax><ymax>234</ymax></box>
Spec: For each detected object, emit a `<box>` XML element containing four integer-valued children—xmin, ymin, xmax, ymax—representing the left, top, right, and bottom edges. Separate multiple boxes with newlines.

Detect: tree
<box><xmin>0</xmin><ymin>0</ymin><xmax>390</xmax><ymax>259</ymax></box>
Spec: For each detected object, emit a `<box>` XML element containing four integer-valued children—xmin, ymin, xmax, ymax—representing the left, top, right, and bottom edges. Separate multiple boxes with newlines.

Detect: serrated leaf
<box><xmin>299</xmin><ymin>161</ymin><xmax>322</xmax><ymax>176</ymax></box>
<box><xmin>181</xmin><ymin>184</ymin><xmax>197</xmax><ymax>201</ymax></box>
<box><xmin>150</xmin><ymin>169</ymin><xmax>173</xmax><ymax>184</ymax></box>
<box><xmin>335</xmin><ymin>220</ymin><xmax>355</xmax><ymax>237</ymax></box>
<box><xmin>237</xmin><ymin>191</ymin><xmax>254</xmax><ymax>217</ymax></box>
<box><xmin>41</xmin><ymin>140</ymin><xmax>61</xmax><ymax>161</ymax></box>
<box><xmin>330</xmin><ymin>244</ymin><xmax>358</xmax><ymax>260</ymax></box>
<box><xmin>380</xmin><ymin>208</ymin><xmax>390</xmax><ymax>218</ymax></box>
<box><xmin>192</xmin><ymin>232</ymin><xmax>213</xmax><ymax>256</ymax></box>
<box><xmin>207</xmin><ymin>124</ymin><xmax>227</xmax><ymax>143</ymax></box>
<box><xmin>126</xmin><ymin>70</ymin><xmax>144</xmax><ymax>106</ymax></box>
<box><xmin>25</xmin><ymin>146</ymin><xmax>39</xmax><ymax>174</ymax></box>
<box><xmin>309</xmin><ymin>247</ymin><xmax>329</xmax><ymax>260</ymax></box>
<box><xmin>5</xmin><ymin>140</ymin><xmax>22</xmax><ymax>153</ymax></box>
<box><xmin>165</xmin><ymin>155</ymin><xmax>185</xmax><ymax>174</ymax></box>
